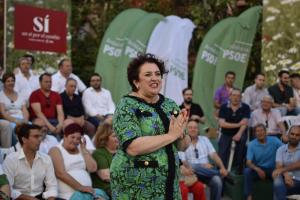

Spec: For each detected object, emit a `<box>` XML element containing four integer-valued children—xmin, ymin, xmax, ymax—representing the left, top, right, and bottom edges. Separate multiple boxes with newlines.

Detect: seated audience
<box><xmin>218</xmin><ymin>88</ymin><xmax>250</xmax><ymax>172</ymax></box>
<box><xmin>52</xmin><ymin>58</ymin><xmax>86</xmax><ymax>94</ymax></box>
<box><xmin>179</xmin><ymin>162</ymin><xmax>206</xmax><ymax>200</ymax></box>
<box><xmin>268</xmin><ymin>70</ymin><xmax>297</xmax><ymax>116</ymax></box>
<box><xmin>243</xmin><ymin>124</ymin><xmax>282</xmax><ymax>200</ymax></box>
<box><xmin>272</xmin><ymin>125</ymin><xmax>300</xmax><ymax>199</ymax></box>
<box><xmin>242</xmin><ymin>73</ymin><xmax>269</xmax><ymax>111</ymax></box>
<box><xmin>251</xmin><ymin>95</ymin><xmax>287</xmax><ymax>141</ymax></box>
<box><xmin>3</xmin><ymin>124</ymin><xmax>58</xmax><ymax>200</ymax></box>
<box><xmin>49</xmin><ymin>123</ymin><xmax>108</xmax><ymax>200</ymax></box>
<box><xmin>91</xmin><ymin>123</ymin><xmax>119</xmax><ymax>198</ymax></box>
<box><xmin>82</xmin><ymin>73</ymin><xmax>115</xmax><ymax>128</ymax></box>
<box><xmin>60</xmin><ymin>78</ymin><xmax>95</xmax><ymax>138</ymax></box>
<box><xmin>290</xmin><ymin>73</ymin><xmax>300</xmax><ymax>113</ymax></box>
<box><xmin>0</xmin><ymin>73</ymin><xmax>29</xmax><ymax>145</ymax></box>
<box><xmin>14</xmin><ymin>56</ymin><xmax>39</xmax><ymax>101</ymax></box>
<box><xmin>29</xmin><ymin>73</ymin><xmax>64</xmax><ymax>136</ymax></box>
<box><xmin>179</xmin><ymin>119</ymin><xmax>228</xmax><ymax>200</ymax></box>
<box><xmin>179</xmin><ymin>88</ymin><xmax>205</xmax><ymax>123</ymax></box>
<box><xmin>0</xmin><ymin>120</ymin><xmax>13</xmax><ymax>148</ymax></box>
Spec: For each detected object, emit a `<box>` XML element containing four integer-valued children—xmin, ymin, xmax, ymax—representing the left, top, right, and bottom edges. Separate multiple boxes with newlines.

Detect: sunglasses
<box><xmin>194</xmin><ymin>148</ymin><xmax>199</xmax><ymax>159</ymax></box>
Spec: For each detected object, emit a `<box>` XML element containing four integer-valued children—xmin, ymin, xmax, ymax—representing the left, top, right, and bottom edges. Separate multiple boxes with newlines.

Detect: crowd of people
<box><xmin>0</xmin><ymin>53</ymin><xmax>299</xmax><ymax>200</ymax></box>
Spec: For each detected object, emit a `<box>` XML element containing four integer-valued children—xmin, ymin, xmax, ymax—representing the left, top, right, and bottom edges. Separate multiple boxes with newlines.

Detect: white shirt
<box><xmin>82</xmin><ymin>87</ymin><xmax>115</xmax><ymax>117</ymax></box>
<box><xmin>178</xmin><ymin>136</ymin><xmax>215</xmax><ymax>165</ymax></box>
<box><xmin>2</xmin><ymin>148</ymin><xmax>57</xmax><ymax>199</ymax></box>
<box><xmin>251</xmin><ymin>108</ymin><xmax>283</xmax><ymax>135</ymax></box>
<box><xmin>51</xmin><ymin>71</ymin><xmax>86</xmax><ymax>94</ymax></box>
<box><xmin>242</xmin><ymin>84</ymin><xmax>269</xmax><ymax>110</ymax></box>
<box><xmin>293</xmin><ymin>87</ymin><xmax>300</xmax><ymax>107</ymax></box>
<box><xmin>0</xmin><ymin>91</ymin><xmax>26</xmax><ymax>119</ymax></box>
<box><xmin>14</xmin><ymin>70</ymin><xmax>39</xmax><ymax>101</ymax></box>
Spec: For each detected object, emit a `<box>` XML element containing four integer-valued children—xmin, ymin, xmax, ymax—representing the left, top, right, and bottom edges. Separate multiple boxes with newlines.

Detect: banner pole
<box><xmin>3</xmin><ymin>0</ymin><xmax>7</xmax><ymax>73</ymax></box>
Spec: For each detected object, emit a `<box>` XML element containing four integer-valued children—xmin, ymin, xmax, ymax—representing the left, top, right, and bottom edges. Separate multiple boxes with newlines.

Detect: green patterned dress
<box><xmin>110</xmin><ymin>94</ymin><xmax>181</xmax><ymax>200</ymax></box>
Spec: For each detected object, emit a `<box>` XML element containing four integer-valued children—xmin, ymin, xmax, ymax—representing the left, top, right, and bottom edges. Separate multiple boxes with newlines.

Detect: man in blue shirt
<box><xmin>244</xmin><ymin>124</ymin><xmax>282</xmax><ymax>200</ymax></box>
<box><xmin>273</xmin><ymin>125</ymin><xmax>300</xmax><ymax>199</ymax></box>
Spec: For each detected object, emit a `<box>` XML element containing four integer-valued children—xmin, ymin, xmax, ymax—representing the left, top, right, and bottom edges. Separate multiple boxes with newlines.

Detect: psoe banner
<box><xmin>14</xmin><ymin>4</ymin><xmax>67</xmax><ymax>53</ymax></box>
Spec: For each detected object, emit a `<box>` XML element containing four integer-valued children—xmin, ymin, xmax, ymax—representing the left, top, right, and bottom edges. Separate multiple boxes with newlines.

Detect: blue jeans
<box><xmin>273</xmin><ymin>175</ymin><xmax>300</xmax><ymax>200</ymax></box>
<box><xmin>243</xmin><ymin>167</ymin><xmax>273</xmax><ymax>197</ymax></box>
<box><xmin>191</xmin><ymin>164</ymin><xmax>222</xmax><ymax>200</ymax></box>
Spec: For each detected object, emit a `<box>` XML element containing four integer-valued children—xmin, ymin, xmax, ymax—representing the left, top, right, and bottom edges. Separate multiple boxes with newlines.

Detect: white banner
<box><xmin>146</xmin><ymin>16</ymin><xmax>195</xmax><ymax>105</ymax></box>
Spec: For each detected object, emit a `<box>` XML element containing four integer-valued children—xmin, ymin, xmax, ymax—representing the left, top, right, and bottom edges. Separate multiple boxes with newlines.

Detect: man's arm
<box><xmin>43</xmin><ymin>156</ymin><xmax>58</xmax><ymax>200</ymax></box>
<box><xmin>219</xmin><ymin>118</ymin><xmax>245</xmax><ymax>129</ymax></box>
<box><xmin>82</xmin><ymin>90</ymin><xmax>98</xmax><ymax>117</ymax></box>
<box><xmin>210</xmin><ymin>152</ymin><xmax>228</xmax><ymax>177</ymax></box>
<box><xmin>31</xmin><ymin>103</ymin><xmax>56</xmax><ymax>132</ymax></box>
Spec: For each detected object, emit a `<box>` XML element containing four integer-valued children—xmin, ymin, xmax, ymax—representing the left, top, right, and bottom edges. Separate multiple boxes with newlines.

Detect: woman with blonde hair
<box><xmin>92</xmin><ymin>123</ymin><xmax>119</xmax><ymax>198</ymax></box>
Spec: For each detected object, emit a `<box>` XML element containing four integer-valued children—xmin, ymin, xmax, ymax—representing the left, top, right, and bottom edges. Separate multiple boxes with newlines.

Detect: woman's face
<box><xmin>135</xmin><ymin>62</ymin><xmax>162</xmax><ymax>97</ymax></box>
<box><xmin>64</xmin><ymin>132</ymin><xmax>81</xmax><ymax>151</ymax></box>
<box><xmin>4</xmin><ymin>77</ymin><xmax>15</xmax><ymax>90</ymax></box>
<box><xmin>106</xmin><ymin>132</ymin><xmax>119</xmax><ymax>149</ymax></box>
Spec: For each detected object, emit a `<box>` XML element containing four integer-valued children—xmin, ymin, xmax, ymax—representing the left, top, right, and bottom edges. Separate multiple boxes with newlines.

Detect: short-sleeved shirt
<box><xmin>29</xmin><ymin>89</ymin><xmax>62</xmax><ymax>119</ymax></box>
<box><xmin>60</xmin><ymin>91</ymin><xmax>84</xmax><ymax>118</ymax></box>
<box><xmin>51</xmin><ymin>71</ymin><xmax>86</xmax><ymax>94</ymax></box>
<box><xmin>242</xmin><ymin>84</ymin><xmax>269</xmax><ymax>110</ymax></box>
<box><xmin>276</xmin><ymin>143</ymin><xmax>300</xmax><ymax>180</ymax></box>
<box><xmin>91</xmin><ymin>147</ymin><xmax>112</xmax><ymax>196</ymax></box>
<box><xmin>268</xmin><ymin>83</ymin><xmax>294</xmax><ymax>104</ymax></box>
<box><xmin>179</xmin><ymin>102</ymin><xmax>204</xmax><ymax>118</ymax></box>
<box><xmin>214</xmin><ymin>85</ymin><xmax>233</xmax><ymax>105</ymax></box>
<box><xmin>247</xmin><ymin>136</ymin><xmax>282</xmax><ymax>169</ymax></box>
<box><xmin>178</xmin><ymin>136</ymin><xmax>215</xmax><ymax>165</ymax></box>
<box><xmin>0</xmin><ymin>91</ymin><xmax>26</xmax><ymax>119</ymax></box>
<box><xmin>219</xmin><ymin>102</ymin><xmax>251</xmax><ymax>136</ymax></box>
<box><xmin>110</xmin><ymin>94</ymin><xmax>181</xmax><ymax>200</ymax></box>
<box><xmin>251</xmin><ymin>108</ymin><xmax>283</xmax><ymax>135</ymax></box>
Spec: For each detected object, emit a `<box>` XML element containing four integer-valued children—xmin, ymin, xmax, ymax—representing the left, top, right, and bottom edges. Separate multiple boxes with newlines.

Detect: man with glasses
<box><xmin>251</xmin><ymin>95</ymin><xmax>287</xmax><ymax>141</ymax></box>
<box><xmin>82</xmin><ymin>73</ymin><xmax>115</xmax><ymax>128</ymax></box>
<box><xmin>29</xmin><ymin>73</ymin><xmax>64</xmax><ymax>137</ymax></box>
<box><xmin>178</xmin><ymin>119</ymin><xmax>228</xmax><ymax>200</ymax></box>
<box><xmin>273</xmin><ymin>125</ymin><xmax>300</xmax><ymax>199</ymax></box>
<box><xmin>243</xmin><ymin>124</ymin><xmax>282</xmax><ymax>200</ymax></box>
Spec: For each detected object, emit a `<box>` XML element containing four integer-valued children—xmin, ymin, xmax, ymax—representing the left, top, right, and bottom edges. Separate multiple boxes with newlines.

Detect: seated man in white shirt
<box><xmin>3</xmin><ymin>124</ymin><xmax>58</xmax><ymax>200</ymax></box>
<box><xmin>14</xmin><ymin>56</ymin><xmax>39</xmax><ymax>101</ymax></box>
<box><xmin>82</xmin><ymin>73</ymin><xmax>115</xmax><ymax>128</ymax></box>
<box><xmin>251</xmin><ymin>95</ymin><xmax>287</xmax><ymax>142</ymax></box>
<box><xmin>51</xmin><ymin>58</ymin><xmax>86</xmax><ymax>94</ymax></box>
<box><xmin>179</xmin><ymin>119</ymin><xmax>228</xmax><ymax>200</ymax></box>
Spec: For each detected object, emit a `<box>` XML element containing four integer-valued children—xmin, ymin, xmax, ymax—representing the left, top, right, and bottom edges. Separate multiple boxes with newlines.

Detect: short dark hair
<box><xmin>278</xmin><ymin>70</ymin><xmax>290</xmax><ymax>77</ymax></box>
<box><xmin>65</xmin><ymin>77</ymin><xmax>77</xmax><ymax>86</ymax></box>
<box><xmin>255</xmin><ymin>73</ymin><xmax>265</xmax><ymax>78</ymax></box>
<box><xmin>58</xmin><ymin>58</ymin><xmax>70</xmax><ymax>68</ymax></box>
<box><xmin>182</xmin><ymin>88</ymin><xmax>192</xmax><ymax>95</ymax></box>
<box><xmin>2</xmin><ymin>72</ymin><xmax>15</xmax><ymax>83</ymax></box>
<box><xmin>225</xmin><ymin>71</ymin><xmax>235</xmax><ymax>77</ymax></box>
<box><xmin>23</xmin><ymin>54</ymin><xmax>35</xmax><ymax>65</ymax></box>
<box><xmin>253</xmin><ymin>123</ymin><xmax>266</xmax><ymax>133</ymax></box>
<box><xmin>89</xmin><ymin>73</ymin><xmax>102</xmax><ymax>82</ymax></box>
<box><xmin>290</xmin><ymin>73</ymin><xmax>300</xmax><ymax>79</ymax></box>
<box><xmin>127</xmin><ymin>53</ymin><xmax>167</xmax><ymax>92</ymax></box>
<box><xmin>188</xmin><ymin>118</ymin><xmax>200</xmax><ymax>124</ymax></box>
<box><xmin>15</xmin><ymin>123</ymin><xmax>41</xmax><ymax>145</ymax></box>
<box><xmin>39</xmin><ymin>72</ymin><xmax>52</xmax><ymax>82</ymax></box>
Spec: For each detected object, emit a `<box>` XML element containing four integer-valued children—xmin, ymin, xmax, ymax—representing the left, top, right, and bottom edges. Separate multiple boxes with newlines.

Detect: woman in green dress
<box><xmin>110</xmin><ymin>53</ymin><xmax>190</xmax><ymax>200</ymax></box>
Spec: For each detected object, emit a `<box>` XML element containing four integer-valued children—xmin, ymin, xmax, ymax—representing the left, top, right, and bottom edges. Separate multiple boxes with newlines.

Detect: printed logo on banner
<box><xmin>14</xmin><ymin>4</ymin><xmax>67</xmax><ymax>53</ymax></box>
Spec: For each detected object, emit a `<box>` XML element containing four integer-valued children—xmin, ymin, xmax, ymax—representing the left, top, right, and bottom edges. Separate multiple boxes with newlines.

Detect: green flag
<box><xmin>94</xmin><ymin>9</ymin><xmax>147</xmax><ymax>102</ymax></box>
<box><xmin>192</xmin><ymin>6</ymin><xmax>261</xmax><ymax>128</ymax></box>
<box><xmin>114</xmin><ymin>12</ymin><xmax>164</xmax><ymax>102</ymax></box>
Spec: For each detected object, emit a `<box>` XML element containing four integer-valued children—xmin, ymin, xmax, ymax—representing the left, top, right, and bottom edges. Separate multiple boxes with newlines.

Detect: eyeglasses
<box><xmin>194</xmin><ymin>148</ymin><xmax>199</xmax><ymax>159</ymax></box>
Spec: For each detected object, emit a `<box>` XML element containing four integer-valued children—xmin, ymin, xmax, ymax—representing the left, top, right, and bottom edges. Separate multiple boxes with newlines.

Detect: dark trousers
<box><xmin>218</xmin><ymin>133</ymin><xmax>247</xmax><ymax>173</ymax></box>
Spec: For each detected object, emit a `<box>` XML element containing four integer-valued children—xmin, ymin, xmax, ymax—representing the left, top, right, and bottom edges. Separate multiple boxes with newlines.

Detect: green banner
<box><xmin>192</xmin><ymin>6</ymin><xmax>261</xmax><ymax>128</ymax></box>
<box><xmin>94</xmin><ymin>9</ymin><xmax>147</xmax><ymax>102</ymax></box>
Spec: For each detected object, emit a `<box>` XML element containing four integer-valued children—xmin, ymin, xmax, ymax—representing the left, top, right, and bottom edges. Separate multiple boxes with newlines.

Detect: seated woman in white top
<box><xmin>49</xmin><ymin>123</ymin><xmax>107</xmax><ymax>200</ymax></box>
<box><xmin>0</xmin><ymin>73</ymin><xmax>29</xmax><ymax>146</ymax></box>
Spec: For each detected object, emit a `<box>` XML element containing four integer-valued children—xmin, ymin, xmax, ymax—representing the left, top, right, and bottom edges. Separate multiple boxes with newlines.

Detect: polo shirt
<box><xmin>60</xmin><ymin>91</ymin><xmax>84</xmax><ymax>118</ymax></box>
<box><xmin>268</xmin><ymin>83</ymin><xmax>294</xmax><ymax>104</ymax></box>
<box><xmin>219</xmin><ymin>102</ymin><xmax>250</xmax><ymax>136</ymax></box>
<box><xmin>276</xmin><ymin>143</ymin><xmax>300</xmax><ymax>180</ymax></box>
<box><xmin>247</xmin><ymin>136</ymin><xmax>282</xmax><ymax>169</ymax></box>
<box><xmin>179</xmin><ymin>102</ymin><xmax>204</xmax><ymax>118</ymax></box>
<box><xmin>29</xmin><ymin>89</ymin><xmax>62</xmax><ymax>119</ymax></box>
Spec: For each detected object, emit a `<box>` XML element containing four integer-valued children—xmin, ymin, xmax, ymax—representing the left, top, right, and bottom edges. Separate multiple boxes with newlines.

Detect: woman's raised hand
<box><xmin>168</xmin><ymin>109</ymin><xmax>189</xmax><ymax>140</ymax></box>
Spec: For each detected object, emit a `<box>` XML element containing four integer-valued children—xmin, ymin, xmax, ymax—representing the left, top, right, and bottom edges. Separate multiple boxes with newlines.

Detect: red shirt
<box><xmin>29</xmin><ymin>89</ymin><xmax>62</xmax><ymax>120</ymax></box>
